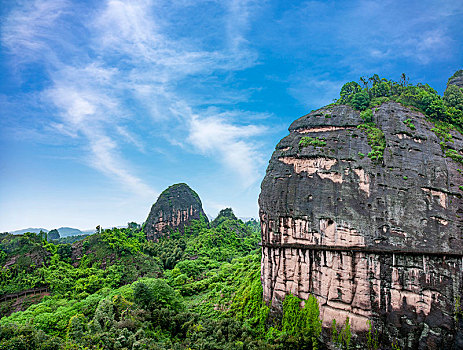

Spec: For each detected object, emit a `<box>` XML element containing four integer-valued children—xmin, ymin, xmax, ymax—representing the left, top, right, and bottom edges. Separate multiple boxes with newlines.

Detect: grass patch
<box><xmin>299</xmin><ymin>137</ymin><xmax>327</xmax><ymax>148</ymax></box>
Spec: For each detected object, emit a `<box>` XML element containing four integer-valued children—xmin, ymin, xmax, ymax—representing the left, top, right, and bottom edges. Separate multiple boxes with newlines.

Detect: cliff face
<box><xmin>144</xmin><ymin>183</ymin><xmax>208</xmax><ymax>240</ymax></box>
<box><xmin>448</xmin><ymin>71</ymin><xmax>463</xmax><ymax>88</ymax></box>
<box><xmin>259</xmin><ymin>101</ymin><xmax>463</xmax><ymax>348</ymax></box>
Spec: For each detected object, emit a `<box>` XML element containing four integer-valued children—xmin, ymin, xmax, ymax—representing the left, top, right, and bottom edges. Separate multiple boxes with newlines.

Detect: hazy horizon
<box><xmin>4</xmin><ymin>211</ymin><xmax>258</xmax><ymax>233</ymax></box>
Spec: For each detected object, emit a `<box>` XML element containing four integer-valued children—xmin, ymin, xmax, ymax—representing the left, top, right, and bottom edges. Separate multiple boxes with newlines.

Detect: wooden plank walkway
<box><xmin>0</xmin><ymin>287</ymin><xmax>49</xmax><ymax>302</ymax></box>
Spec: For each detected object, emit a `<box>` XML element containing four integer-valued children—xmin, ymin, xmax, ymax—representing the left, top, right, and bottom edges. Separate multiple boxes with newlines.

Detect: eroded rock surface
<box><xmin>259</xmin><ymin>102</ymin><xmax>463</xmax><ymax>349</ymax></box>
<box><xmin>448</xmin><ymin>72</ymin><xmax>463</xmax><ymax>88</ymax></box>
<box><xmin>144</xmin><ymin>183</ymin><xmax>208</xmax><ymax>240</ymax></box>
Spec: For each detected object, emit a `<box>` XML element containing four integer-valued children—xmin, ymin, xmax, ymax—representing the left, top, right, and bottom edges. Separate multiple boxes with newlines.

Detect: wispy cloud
<box><xmin>337</xmin><ymin>1</ymin><xmax>459</xmax><ymax>66</ymax></box>
<box><xmin>2</xmin><ymin>0</ymin><xmax>268</xmax><ymax>195</ymax></box>
<box><xmin>116</xmin><ymin>126</ymin><xmax>146</xmax><ymax>153</ymax></box>
<box><xmin>85</xmin><ymin>131</ymin><xmax>155</xmax><ymax>196</ymax></box>
<box><xmin>2</xmin><ymin>0</ymin><xmax>80</xmax><ymax>66</ymax></box>
<box><xmin>187</xmin><ymin>113</ymin><xmax>267</xmax><ymax>187</ymax></box>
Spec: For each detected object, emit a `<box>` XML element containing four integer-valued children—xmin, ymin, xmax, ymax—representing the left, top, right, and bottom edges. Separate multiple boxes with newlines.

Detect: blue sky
<box><xmin>1</xmin><ymin>0</ymin><xmax>462</xmax><ymax>231</ymax></box>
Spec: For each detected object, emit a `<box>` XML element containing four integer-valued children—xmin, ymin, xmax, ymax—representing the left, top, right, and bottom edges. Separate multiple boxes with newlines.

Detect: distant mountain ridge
<box><xmin>56</xmin><ymin>227</ymin><xmax>83</xmax><ymax>237</ymax></box>
<box><xmin>8</xmin><ymin>228</ymin><xmax>49</xmax><ymax>235</ymax></box>
<box><xmin>9</xmin><ymin>227</ymin><xmax>88</xmax><ymax>237</ymax></box>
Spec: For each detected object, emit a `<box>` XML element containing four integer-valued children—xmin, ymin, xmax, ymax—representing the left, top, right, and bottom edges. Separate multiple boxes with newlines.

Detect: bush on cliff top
<box><xmin>337</xmin><ymin>73</ymin><xmax>463</xmax><ymax>130</ymax></box>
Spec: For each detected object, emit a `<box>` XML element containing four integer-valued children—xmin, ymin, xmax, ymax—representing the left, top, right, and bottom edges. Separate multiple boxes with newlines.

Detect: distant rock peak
<box><xmin>211</xmin><ymin>208</ymin><xmax>238</xmax><ymax>227</ymax></box>
<box><xmin>144</xmin><ymin>183</ymin><xmax>208</xmax><ymax>240</ymax></box>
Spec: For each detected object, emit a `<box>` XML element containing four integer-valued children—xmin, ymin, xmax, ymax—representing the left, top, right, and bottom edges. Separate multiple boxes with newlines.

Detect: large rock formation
<box><xmin>144</xmin><ymin>183</ymin><xmax>208</xmax><ymax>240</ymax></box>
<box><xmin>259</xmin><ymin>101</ymin><xmax>463</xmax><ymax>348</ymax></box>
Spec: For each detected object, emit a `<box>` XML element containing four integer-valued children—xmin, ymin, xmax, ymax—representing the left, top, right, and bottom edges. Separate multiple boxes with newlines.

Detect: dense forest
<box><xmin>336</xmin><ymin>71</ymin><xmax>463</xmax><ymax>128</ymax></box>
<box><xmin>0</xmin><ymin>210</ymin><xmax>331</xmax><ymax>349</ymax></box>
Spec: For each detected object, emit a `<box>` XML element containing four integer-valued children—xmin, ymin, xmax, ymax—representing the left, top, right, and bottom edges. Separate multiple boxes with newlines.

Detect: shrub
<box><xmin>331</xmin><ymin>318</ymin><xmax>352</xmax><ymax>349</ymax></box>
<box><xmin>366</xmin><ymin>320</ymin><xmax>379</xmax><ymax>350</ymax></box>
<box><xmin>299</xmin><ymin>137</ymin><xmax>327</xmax><ymax>148</ymax></box>
<box><xmin>351</xmin><ymin>92</ymin><xmax>370</xmax><ymax>110</ymax></box>
<box><xmin>66</xmin><ymin>313</ymin><xmax>87</xmax><ymax>344</ymax></box>
<box><xmin>281</xmin><ymin>294</ymin><xmax>322</xmax><ymax>349</ymax></box>
<box><xmin>340</xmin><ymin>81</ymin><xmax>361</xmax><ymax>102</ymax></box>
<box><xmin>443</xmin><ymin>84</ymin><xmax>463</xmax><ymax>110</ymax></box>
<box><xmin>357</xmin><ymin>123</ymin><xmax>386</xmax><ymax>162</ymax></box>
<box><xmin>133</xmin><ymin>278</ymin><xmax>184</xmax><ymax>312</ymax></box>
<box><xmin>229</xmin><ymin>265</ymin><xmax>269</xmax><ymax>337</ymax></box>
<box><xmin>360</xmin><ymin>109</ymin><xmax>373</xmax><ymax>123</ymax></box>
<box><xmin>403</xmin><ymin>118</ymin><xmax>415</xmax><ymax>130</ymax></box>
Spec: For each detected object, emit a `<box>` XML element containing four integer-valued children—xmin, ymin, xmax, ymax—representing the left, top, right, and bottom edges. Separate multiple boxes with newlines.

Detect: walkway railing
<box><xmin>0</xmin><ymin>287</ymin><xmax>49</xmax><ymax>302</ymax></box>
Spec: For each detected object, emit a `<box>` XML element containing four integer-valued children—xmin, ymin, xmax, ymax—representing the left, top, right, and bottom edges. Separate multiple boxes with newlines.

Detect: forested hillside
<box><xmin>0</xmin><ymin>212</ymin><xmax>322</xmax><ymax>349</ymax></box>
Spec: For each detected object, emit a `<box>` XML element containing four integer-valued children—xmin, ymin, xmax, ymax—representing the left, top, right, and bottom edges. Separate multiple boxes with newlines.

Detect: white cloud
<box><xmin>346</xmin><ymin>1</ymin><xmax>457</xmax><ymax>65</ymax></box>
<box><xmin>85</xmin><ymin>131</ymin><xmax>157</xmax><ymax>197</ymax></box>
<box><xmin>116</xmin><ymin>126</ymin><xmax>146</xmax><ymax>153</ymax></box>
<box><xmin>187</xmin><ymin>113</ymin><xmax>267</xmax><ymax>187</ymax></box>
<box><xmin>44</xmin><ymin>80</ymin><xmax>157</xmax><ymax>196</ymax></box>
<box><xmin>2</xmin><ymin>0</ymin><xmax>76</xmax><ymax>65</ymax></box>
<box><xmin>2</xmin><ymin>0</ymin><xmax>267</xmax><ymax>195</ymax></box>
<box><xmin>413</xmin><ymin>29</ymin><xmax>452</xmax><ymax>63</ymax></box>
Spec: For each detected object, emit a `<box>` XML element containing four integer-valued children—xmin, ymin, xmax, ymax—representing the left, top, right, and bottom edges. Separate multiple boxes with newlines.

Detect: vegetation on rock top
<box><xmin>211</xmin><ymin>208</ymin><xmax>238</xmax><ymax>228</ymax></box>
<box><xmin>336</xmin><ymin>72</ymin><xmax>463</xmax><ymax>164</ymax></box>
<box><xmin>337</xmin><ymin>72</ymin><xmax>463</xmax><ymax>131</ymax></box>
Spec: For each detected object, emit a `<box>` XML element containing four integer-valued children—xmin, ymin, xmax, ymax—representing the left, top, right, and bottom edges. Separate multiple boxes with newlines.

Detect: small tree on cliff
<box><xmin>282</xmin><ymin>294</ymin><xmax>322</xmax><ymax>349</ymax></box>
<box><xmin>340</xmin><ymin>81</ymin><xmax>361</xmax><ymax>103</ymax></box>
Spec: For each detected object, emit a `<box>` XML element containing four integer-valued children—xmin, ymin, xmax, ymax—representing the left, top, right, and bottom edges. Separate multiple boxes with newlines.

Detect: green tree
<box><xmin>444</xmin><ymin>84</ymin><xmax>463</xmax><ymax>110</ymax></box>
<box><xmin>360</xmin><ymin>76</ymin><xmax>369</xmax><ymax>90</ymax></box>
<box><xmin>127</xmin><ymin>222</ymin><xmax>140</xmax><ymax>231</ymax></box>
<box><xmin>369</xmin><ymin>81</ymin><xmax>391</xmax><ymax>98</ymax></box>
<box><xmin>281</xmin><ymin>294</ymin><xmax>322</xmax><ymax>349</ymax></box>
<box><xmin>369</xmin><ymin>74</ymin><xmax>381</xmax><ymax>86</ymax></box>
<box><xmin>350</xmin><ymin>92</ymin><xmax>370</xmax><ymax>110</ymax></box>
<box><xmin>340</xmin><ymin>81</ymin><xmax>361</xmax><ymax>103</ymax></box>
<box><xmin>400</xmin><ymin>73</ymin><xmax>409</xmax><ymax>87</ymax></box>
<box><xmin>39</xmin><ymin>230</ymin><xmax>47</xmax><ymax>242</ymax></box>
<box><xmin>65</xmin><ymin>314</ymin><xmax>87</xmax><ymax>345</ymax></box>
<box><xmin>133</xmin><ymin>278</ymin><xmax>184</xmax><ymax>312</ymax></box>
